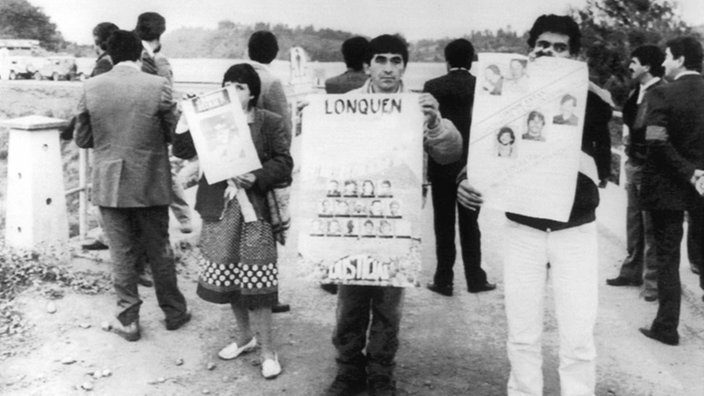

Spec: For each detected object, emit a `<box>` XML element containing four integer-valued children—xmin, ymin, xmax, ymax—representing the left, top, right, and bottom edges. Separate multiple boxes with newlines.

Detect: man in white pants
<box><xmin>457</xmin><ymin>14</ymin><xmax>612</xmax><ymax>396</ymax></box>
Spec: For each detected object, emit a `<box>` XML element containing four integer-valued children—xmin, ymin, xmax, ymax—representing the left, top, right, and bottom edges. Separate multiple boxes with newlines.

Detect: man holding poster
<box><xmin>320</xmin><ymin>35</ymin><xmax>462</xmax><ymax>396</ymax></box>
<box><xmin>458</xmin><ymin>15</ymin><xmax>611</xmax><ymax>396</ymax></box>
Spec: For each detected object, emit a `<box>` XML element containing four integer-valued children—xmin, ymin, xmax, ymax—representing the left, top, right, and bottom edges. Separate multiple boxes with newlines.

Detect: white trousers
<box><xmin>504</xmin><ymin>220</ymin><xmax>598</xmax><ymax>396</ymax></box>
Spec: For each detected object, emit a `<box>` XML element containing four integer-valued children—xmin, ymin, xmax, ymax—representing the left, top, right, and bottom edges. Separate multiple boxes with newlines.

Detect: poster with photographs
<box><xmin>468</xmin><ymin>53</ymin><xmax>588</xmax><ymax>222</ymax></box>
<box><xmin>180</xmin><ymin>85</ymin><xmax>262</xmax><ymax>184</ymax></box>
<box><xmin>298</xmin><ymin>93</ymin><xmax>424</xmax><ymax>287</ymax></box>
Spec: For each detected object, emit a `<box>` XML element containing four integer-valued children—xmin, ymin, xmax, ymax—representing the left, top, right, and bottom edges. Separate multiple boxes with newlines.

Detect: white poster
<box><xmin>180</xmin><ymin>86</ymin><xmax>261</xmax><ymax>184</ymax></box>
<box><xmin>467</xmin><ymin>53</ymin><xmax>589</xmax><ymax>222</ymax></box>
<box><xmin>298</xmin><ymin>93</ymin><xmax>424</xmax><ymax>287</ymax></box>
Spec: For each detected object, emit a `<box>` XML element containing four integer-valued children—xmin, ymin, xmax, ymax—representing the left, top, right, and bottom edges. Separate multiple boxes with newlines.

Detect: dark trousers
<box><xmin>332</xmin><ymin>285</ymin><xmax>403</xmax><ymax>380</ymax></box>
<box><xmin>619</xmin><ymin>161</ymin><xmax>657</xmax><ymax>294</ymax></box>
<box><xmin>430</xmin><ymin>177</ymin><xmax>486</xmax><ymax>288</ymax></box>
<box><xmin>649</xmin><ymin>210</ymin><xmax>684</xmax><ymax>337</ymax></box>
<box><xmin>686</xmin><ymin>207</ymin><xmax>704</xmax><ymax>289</ymax></box>
<box><xmin>100</xmin><ymin>206</ymin><xmax>188</xmax><ymax>326</ymax></box>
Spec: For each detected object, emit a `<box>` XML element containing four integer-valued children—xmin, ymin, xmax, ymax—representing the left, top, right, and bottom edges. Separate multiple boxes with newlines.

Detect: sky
<box><xmin>27</xmin><ymin>0</ymin><xmax>704</xmax><ymax>45</ymax></box>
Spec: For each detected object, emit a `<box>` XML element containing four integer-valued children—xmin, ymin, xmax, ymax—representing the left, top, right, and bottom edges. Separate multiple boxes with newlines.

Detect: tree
<box><xmin>0</xmin><ymin>0</ymin><xmax>64</xmax><ymax>51</ymax></box>
<box><xmin>572</xmin><ymin>0</ymin><xmax>698</xmax><ymax>105</ymax></box>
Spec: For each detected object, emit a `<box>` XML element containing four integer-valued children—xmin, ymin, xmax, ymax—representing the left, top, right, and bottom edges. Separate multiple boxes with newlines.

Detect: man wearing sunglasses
<box><xmin>457</xmin><ymin>14</ymin><xmax>612</xmax><ymax>396</ymax></box>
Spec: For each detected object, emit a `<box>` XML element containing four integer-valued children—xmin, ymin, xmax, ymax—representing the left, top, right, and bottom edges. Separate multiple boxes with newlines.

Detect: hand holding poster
<box><xmin>467</xmin><ymin>53</ymin><xmax>589</xmax><ymax>221</ymax></box>
<box><xmin>298</xmin><ymin>94</ymin><xmax>424</xmax><ymax>287</ymax></box>
<box><xmin>179</xmin><ymin>86</ymin><xmax>261</xmax><ymax>184</ymax></box>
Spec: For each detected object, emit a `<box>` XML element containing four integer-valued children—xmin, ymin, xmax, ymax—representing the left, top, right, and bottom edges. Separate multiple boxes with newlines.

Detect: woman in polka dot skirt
<box><xmin>173</xmin><ymin>63</ymin><xmax>293</xmax><ymax>379</ymax></box>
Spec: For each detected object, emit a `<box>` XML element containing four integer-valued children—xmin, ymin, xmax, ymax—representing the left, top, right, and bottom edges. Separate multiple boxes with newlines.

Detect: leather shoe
<box><xmin>639</xmin><ymin>327</ymin><xmax>678</xmax><ymax>346</ymax></box>
<box><xmin>111</xmin><ymin>321</ymin><xmax>140</xmax><ymax>342</ymax></box>
<box><xmin>426</xmin><ymin>282</ymin><xmax>453</xmax><ymax>296</ymax></box>
<box><xmin>138</xmin><ymin>272</ymin><xmax>153</xmax><ymax>287</ymax></box>
<box><xmin>272</xmin><ymin>302</ymin><xmax>290</xmax><ymax>314</ymax></box>
<box><xmin>82</xmin><ymin>240</ymin><xmax>109</xmax><ymax>251</ymax></box>
<box><xmin>218</xmin><ymin>336</ymin><xmax>257</xmax><ymax>360</ymax></box>
<box><xmin>606</xmin><ymin>276</ymin><xmax>643</xmax><ymax>287</ymax></box>
<box><xmin>321</xmin><ymin>283</ymin><xmax>338</xmax><ymax>295</ymax></box>
<box><xmin>468</xmin><ymin>282</ymin><xmax>497</xmax><ymax>293</ymax></box>
<box><xmin>165</xmin><ymin>310</ymin><xmax>191</xmax><ymax>330</ymax></box>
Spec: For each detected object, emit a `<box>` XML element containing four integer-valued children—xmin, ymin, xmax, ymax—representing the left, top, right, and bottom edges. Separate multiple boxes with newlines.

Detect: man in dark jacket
<box><xmin>423</xmin><ymin>39</ymin><xmax>495</xmax><ymax>296</ymax></box>
<box><xmin>638</xmin><ymin>36</ymin><xmax>704</xmax><ymax>346</ymax></box>
<box><xmin>457</xmin><ymin>15</ymin><xmax>612</xmax><ymax>396</ymax></box>
<box><xmin>606</xmin><ymin>45</ymin><xmax>665</xmax><ymax>302</ymax></box>
<box><xmin>325</xmin><ymin>36</ymin><xmax>369</xmax><ymax>94</ymax></box>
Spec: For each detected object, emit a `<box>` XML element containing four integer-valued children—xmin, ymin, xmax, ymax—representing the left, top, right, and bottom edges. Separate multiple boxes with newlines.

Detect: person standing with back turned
<box><xmin>424</xmin><ymin>38</ymin><xmax>495</xmax><ymax>297</ymax></box>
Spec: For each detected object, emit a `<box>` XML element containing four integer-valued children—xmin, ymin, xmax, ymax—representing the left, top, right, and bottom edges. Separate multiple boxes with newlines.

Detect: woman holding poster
<box><xmin>173</xmin><ymin>63</ymin><xmax>292</xmax><ymax>380</ymax></box>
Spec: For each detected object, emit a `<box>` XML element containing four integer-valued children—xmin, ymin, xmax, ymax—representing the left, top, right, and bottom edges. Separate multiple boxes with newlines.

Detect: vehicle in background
<box><xmin>36</xmin><ymin>56</ymin><xmax>83</xmax><ymax>81</ymax></box>
<box><xmin>0</xmin><ymin>39</ymin><xmax>42</xmax><ymax>80</ymax></box>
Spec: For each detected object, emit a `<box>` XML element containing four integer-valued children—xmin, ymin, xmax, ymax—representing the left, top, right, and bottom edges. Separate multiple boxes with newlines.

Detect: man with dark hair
<box><xmin>134</xmin><ymin>11</ymin><xmax>194</xmax><ymax>237</ymax></box>
<box><xmin>248</xmin><ymin>30</ymin><xmax>292</xmax><ymax>139</ymax></box>
<box><xmin>458</xmin><ymin>14</ymin><xmax>612</xmax><ymax>396</ymax></box>
<box><xmin>325</xmin><ymin>36</ymin><xmax>369</xmax><ymax>94</ymax></box>
<box><xmin>247</xmin><ymin>30</ymin><xmax>293</xmax><ymax>314</ymax></box>
<box><xmin>73</xmin><ymin>21</ymin><xmax>120</xmax><ymax>252</ymax></box>
<box><xmin>324</xmin><ymin>34</ymin><xmax>462</xmax><ymax>396</ymax></box>
<box><xmin>423</xmin><ymin>38</ymin><xmax>495</xmax><ymax>297</ymax></box>
<box><xmin>606</xmin><ymin>44</ymin><xmax>665</xmax><ymax>303</ymax></box>
<box><xmin>74</xmin><ymin>30</ymin><xmax>190</xmax><ymax>342</ymax></box>
<box><xmin>639</xmin><ymin>36</ymin><xmax>704</xmax><ymax>346</ymax></box>
<box><xmin>91</xmin><ymin>22</ymin><xmax>119</xmax><ymax>77</ymax></box>
<box><xmin>320</xmin><ymin>36</ymin><xmax>370</xmax><ymax>296</ymax></box>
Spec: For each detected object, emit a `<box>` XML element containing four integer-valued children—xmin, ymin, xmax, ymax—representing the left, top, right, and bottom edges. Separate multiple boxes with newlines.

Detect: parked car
<box><xmin>37</xmin><ymin>56</ymin><xmax>83</xmax><ymax>81</ymax></box>
<box><xmin>0</xmin><ymin>55</ymin><xmax>41</xmax><ymax>80</ymax></box>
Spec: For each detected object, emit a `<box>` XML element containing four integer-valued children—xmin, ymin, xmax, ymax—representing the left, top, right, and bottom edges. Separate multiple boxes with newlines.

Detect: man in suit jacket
<box><xmin>248</xmin><ymin>31</ymin><xmax>292</xmax><ymax>141</ymax></box>
<box><xmin>639</xmin><ymin>36</ymin><xmax>704</xmax><ymax>346</ymax></box>
<box><xmin>325</xmin><ymin>36</ymin><xmax>369</xmax><ymax>94</ymax></box>
<box><xmin>75</xmin><ymin>30</ymin><xmax>190</xmax><ymax>341</ymax></box>
<box><xmin>606</xmin><ymin>45</ymin><xmax>665</xmax><ymax>302</ymax></box>
<box><xmin>135</xmin><ymin>12</ymin><xmax>193</xmax><ymax>236</ymax></box>
<box><xmin>318</xmin><ymin>36</ymin><xmax>369</xmax><ymax>296</ymax></box>
<box><xmin>247</xmin><ymin>30</ymin><xmax>292</xmax><ymax>314</ymax></box>
<box><xmin>423</xmin><ymin>38</ymin><xmax>495</xmax><ymax>296</ymax></box>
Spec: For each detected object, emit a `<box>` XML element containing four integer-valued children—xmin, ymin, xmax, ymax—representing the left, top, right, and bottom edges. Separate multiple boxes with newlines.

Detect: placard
<box><xmin>180</xmin><ymin>86</ymin><xmax>261</xmax><ymax>184</ymax></box>
<box><xmin>467</xmin><ymin>53</ymin><xmax>589</xmax><ymax>221</ymax></box>
<box><xmin>298</xmin><ymin>93</ymin><xmax>424</xmax><ymax>287</ymax></box>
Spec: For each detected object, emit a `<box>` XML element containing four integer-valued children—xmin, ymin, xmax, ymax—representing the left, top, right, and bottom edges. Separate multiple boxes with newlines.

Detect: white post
<box><xmin>2</xmin><ymin>115</ymin><xmax>69</xmax><ymax>249</ymax></box>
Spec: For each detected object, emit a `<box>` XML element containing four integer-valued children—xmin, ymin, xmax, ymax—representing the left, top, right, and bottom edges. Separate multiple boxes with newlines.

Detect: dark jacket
<box><xmin>640</xmin><ymin>74</ymin><xmax>704</xmax><ymax>211</ymax></box>
<box><xmin>622</xmin><ymin>78</ymin><xmax>666</xmax><ymax>163</ymax></box>
<box><xmin>325</xmin><ymin>69</ymin><xmax>368</xmax><ymax>94</ymax></box>
<box><xmin>172</xmin><ymin>107</ymin><xmax>293</xmax><ymax>221</ymax></box>
<box><xmin>504</xmin><ymin>90</ymin><xmax>612</xmax><ymax>230</ymax></box>
<box><xmin>423</xmin><ymin>69</ymin><xmax>476</xmax><ymax>181</ymax></box>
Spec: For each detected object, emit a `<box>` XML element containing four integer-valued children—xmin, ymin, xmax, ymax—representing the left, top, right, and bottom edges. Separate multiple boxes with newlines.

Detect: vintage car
<box><xmin>36</xmin><ymin>56</ymin><xmax>83</xmax><ymax>81</ymax></box>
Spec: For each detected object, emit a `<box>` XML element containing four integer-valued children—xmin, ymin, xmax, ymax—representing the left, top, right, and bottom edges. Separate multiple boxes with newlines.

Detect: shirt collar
<box><xmin>246</xmin><ymin>108</ymin><xmax>255</xmax><ymax>124</ymax></box>
<box><xmin>142</xmin><ymin>41</ymin><xmax>155</xmax><ymax>57</ymax></box>
<box><xmin>449</xmin><ymin>67</ymin><xmax>470</xmax><ymax>73</ymax></box>
<box><xmin>675</xmin><ymin>70</ymin><xmax>700</xmax><ymax>80</ymax></box>
<box><xmin>640</xmin><ymin>77</ymin><xmax>660</xmax><ymax>91</ymax></box>
<box><xmin>115</xmin><ymin>61</ymin><xmax>140</xmax><ymax>70</ymax></box>
<box><xmin>362</xmin><ymin>78</ymin><xmax>406</xmax><ymax>93</ymax></box>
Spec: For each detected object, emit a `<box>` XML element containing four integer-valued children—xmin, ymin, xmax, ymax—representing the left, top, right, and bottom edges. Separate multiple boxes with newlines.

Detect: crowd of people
<box><xmin>63</xmin><ymin>9</ymin><xmax>704</xmax><ymax>396</ymax></box>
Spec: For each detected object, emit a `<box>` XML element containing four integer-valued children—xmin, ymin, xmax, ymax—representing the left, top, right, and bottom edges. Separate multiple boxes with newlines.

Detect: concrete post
<box><xmin>1</xmin><ymin>115</ymin><xmax>69</xmax><ymax>249</ymax></box>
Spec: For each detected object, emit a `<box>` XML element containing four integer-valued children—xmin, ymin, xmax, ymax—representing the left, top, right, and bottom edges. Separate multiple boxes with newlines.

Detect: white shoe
<box><xmin>261</xmin><ymin>353</ymin><xmax>281</xmax><ymax>379</ymax></box>
<box><xmin>217</xmin><ymin>337</ymin><xmax>257</xmax><ymax>360</ymax></box>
